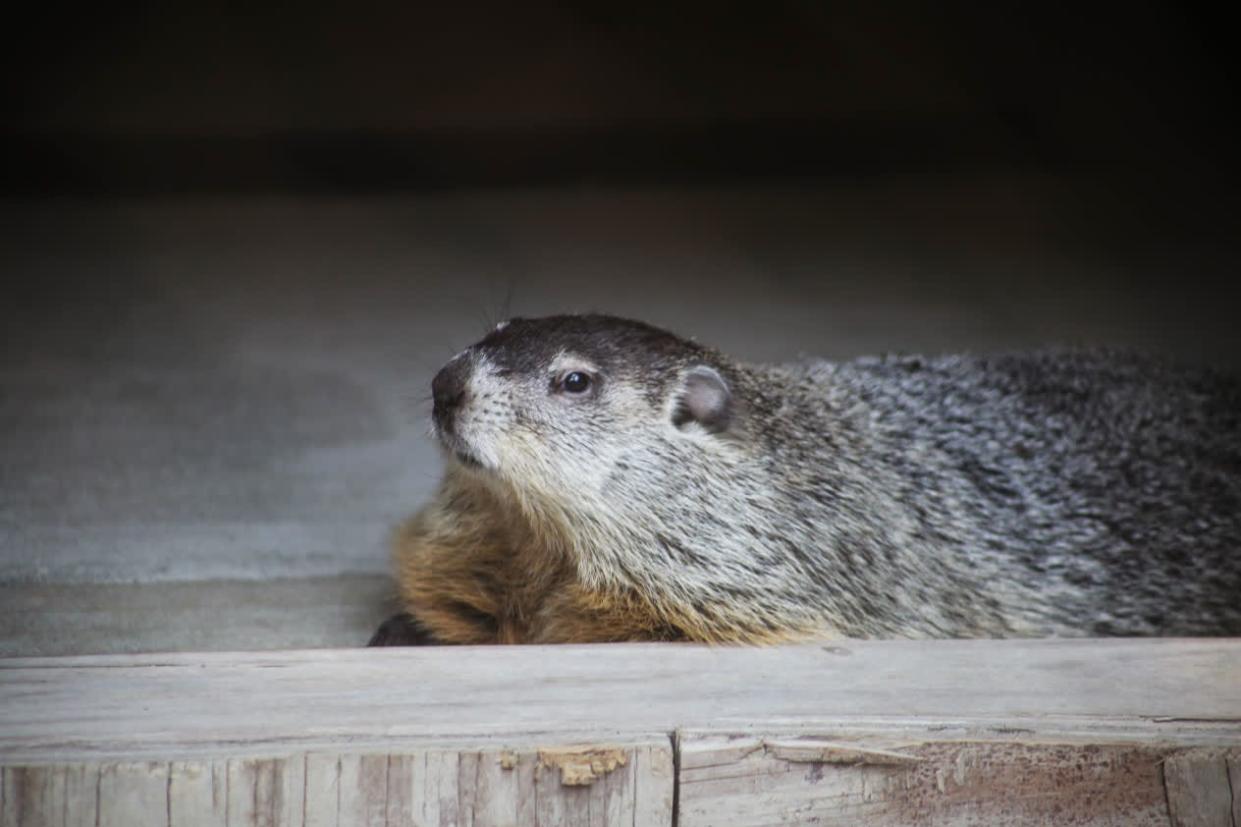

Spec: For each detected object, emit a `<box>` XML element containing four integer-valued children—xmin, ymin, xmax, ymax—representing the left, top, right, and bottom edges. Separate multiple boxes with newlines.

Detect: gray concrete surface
<box><xmin>0</xmin><ymin>576</ymin><xmax>397</xmax><ymax>657</ymax></box>
<box><xmin>2</xmin><ymin>177</ymin><xmax>1238</xmax><ymax>655</ymax></box>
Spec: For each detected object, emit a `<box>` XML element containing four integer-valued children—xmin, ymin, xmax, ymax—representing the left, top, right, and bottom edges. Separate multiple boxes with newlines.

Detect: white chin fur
<box><xmin>444</xmin><ymin>432</ymin><xmax>501</xmax><ymax>472</ymax></box>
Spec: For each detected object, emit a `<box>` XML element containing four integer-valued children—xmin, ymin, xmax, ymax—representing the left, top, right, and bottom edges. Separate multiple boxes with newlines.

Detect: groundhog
<box><xmin>370</xmin><ymin>314</ymin><xmax>1241</xmax><ymax>646</ymax></box>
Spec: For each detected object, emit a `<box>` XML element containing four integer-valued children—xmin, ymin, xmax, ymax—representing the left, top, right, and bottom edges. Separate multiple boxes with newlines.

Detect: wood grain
<box><xmin>2</xmin><ymin>639</ymin><xmax>1240</xmax><ymax>763</ymax></box>
<box><xmin>677</xmin><ymin>734</ymin><xmax>1234</xmax><ymax>826</ymax></box>
<box><xmin>1229</xmin><ymin>754</ymin><xmax>1241</xmax><ymax>825</ymax></box>
<box><xmin>0</xmin><ymin>745</ymin><xmax>672</xmax><ymax>827</ymax></box>
<box><xmin>1164</xmin><ymin>751</ymin><xmax>1235</xmax><ymax>827</ymax></box>
<box><xmin>1</xmin><ymin>766</ymin><xmax>98</xmax><ymax>827</ymax></box>
<box><xmin>2</xmin><ymin>640</ymin><xmax>1239</xmax><ymax>825</ymax></box>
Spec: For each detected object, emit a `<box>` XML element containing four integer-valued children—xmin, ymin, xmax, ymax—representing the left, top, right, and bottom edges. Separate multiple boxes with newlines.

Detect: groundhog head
<box><xmin>429</xmin><ymin>314</ymin><xmax>740</xmax><ymax>500</ymax></box>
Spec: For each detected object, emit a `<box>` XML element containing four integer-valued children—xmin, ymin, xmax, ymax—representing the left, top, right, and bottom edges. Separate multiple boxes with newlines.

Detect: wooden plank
<box><xmin>3</xmin><ymin>640</ymin><xmax>1241</xmax><ymax>825</ymax></box>
<box><xmin>1</xmin><ymin>765</ymin><xmax>97</xmax><ymax>827</ymax></box>
<box><xmin>2</xmin><ymin>640</ymin><xmax>1240</xmax><ymax>763</ymax></box>
<box><xmin>631</xmin><ymin>743</ymin><xmax>676</xmax><ymax>827</ymax></box>
<box><xmin>1</xmin><ymin>745</ymin><xmax>672</xmax><ymax>827</ymax></box>
<box><xmin>319</xmin><ymin>753</ymin><xmax>389</xmax><ymax>827</ymax></box>
<box><xmin>168</xmin><ymin>761</ymin><xmax>226</xmax><ymax>827</ymax></box>
<box><xmin>678</xmin><ymin>733</ymin><xmax>1241</xmax><ymax>827</ymax></box>
<box><xmin>302</xmin><ymin>753</ymin><xmax>339</xmax><ymax>826</ymax></box>
<box><xmin>1164</xmin><ymin>751</ymin><xmax>1234</xmax><ymax>827</ymax></box>
<box><xmin>228</xmin><ymin>756</ymin><xmax>304</xmax><ymax>827</ymax></box>
<box><xmin>1230</xmin><ymin>754</ymin><xmax>1241</xmax><ymax>825</ymax></box>
<box><xmin>169</xmin><ymin>756</ymin><xmax>306</xmax><ymax>827</ymax></box>
<box><xmin>410</xmin><ymin>751</ymin><xmax>459</xmax><ymax>826</ymax></box>
<box><xmin>97</xmin><ymin>762</ymin><xmax>167</xmax><ymax>827</ymax></box>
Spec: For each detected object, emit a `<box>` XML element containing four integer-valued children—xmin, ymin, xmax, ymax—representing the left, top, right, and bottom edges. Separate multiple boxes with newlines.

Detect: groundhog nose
<box><xmin>431</xmin><ymin>358</ymin><xmax>470</xmax><ymax>431</ymax></box>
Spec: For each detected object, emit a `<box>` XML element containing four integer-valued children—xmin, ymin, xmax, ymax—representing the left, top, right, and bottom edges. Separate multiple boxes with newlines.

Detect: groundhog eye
<box><xmin>560</xmin><ymin>371</ymin><xmax>592</xmax><ymax>394</ymax></box>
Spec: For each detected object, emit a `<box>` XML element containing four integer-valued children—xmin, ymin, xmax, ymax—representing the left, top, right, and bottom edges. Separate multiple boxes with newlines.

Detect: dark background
<box><xmin>4</xmin><ymin>4</ymin><xmax>1237</xmax><ymax>200</ymax></box>
<box><xmin>3</xmin><ymin>2</ymin><xmax>1240</xmax><ymax>654</ymax></box>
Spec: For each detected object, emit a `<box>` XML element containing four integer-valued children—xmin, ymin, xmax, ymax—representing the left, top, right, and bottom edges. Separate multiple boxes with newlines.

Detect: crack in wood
<box><xmin>763</xmin><ymin>739</ymin><xmax>923</xmax><ymax>766</ymax></box>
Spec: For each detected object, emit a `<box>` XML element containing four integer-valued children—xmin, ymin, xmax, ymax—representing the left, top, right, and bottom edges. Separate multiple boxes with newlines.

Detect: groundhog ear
<box><xmin>672</xmin><ymin>366</ymin><xmax>733</xmax><ymax>434</ymax></box>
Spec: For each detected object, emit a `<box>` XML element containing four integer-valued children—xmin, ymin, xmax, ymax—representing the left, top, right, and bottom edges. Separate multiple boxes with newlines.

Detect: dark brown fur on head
<box><xmin>471</xmin><ymin>314</ymin><xmax>725</xmax><ymax>405</ymax></box>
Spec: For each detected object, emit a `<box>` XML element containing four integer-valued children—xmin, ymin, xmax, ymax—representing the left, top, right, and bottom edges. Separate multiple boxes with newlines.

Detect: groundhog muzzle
<box><xmin>370</xmin><ymin>314</ymin><xmax>1241</xmax><ymax>646</ymax></box>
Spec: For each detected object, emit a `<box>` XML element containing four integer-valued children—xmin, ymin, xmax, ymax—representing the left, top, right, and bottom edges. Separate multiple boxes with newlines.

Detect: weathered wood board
<box><xmin>2</xmin><ymin>639</ymin><xmax>1239</xmax><ymax>826</ymax></box>
<box><xmin>678</xmin><ymin>734</ymin><xmax>1241</xmax><ymax>827</ymax></box>
<box><xmin>0</xmin><ymin>744</ymin><xmax>674</xmax><ymax>827</ymax></box>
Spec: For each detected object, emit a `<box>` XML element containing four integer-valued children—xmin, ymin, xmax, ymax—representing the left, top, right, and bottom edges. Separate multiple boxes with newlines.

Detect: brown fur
<box><xmin>392</xmin><ymin>466</ymin><xmax>815</xmax><ymax>644</ymax></box>
<box><xmin>393</xmin><ymin>468</ymin><xmax>684</xmax><ymax>643</ymax></box>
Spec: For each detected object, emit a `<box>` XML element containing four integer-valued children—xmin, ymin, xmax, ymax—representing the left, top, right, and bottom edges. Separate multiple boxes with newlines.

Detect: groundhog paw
<box><xmin>367</xmin><ymin>613</ymin><xmax>443</xmax><ymax>646</ymax></box>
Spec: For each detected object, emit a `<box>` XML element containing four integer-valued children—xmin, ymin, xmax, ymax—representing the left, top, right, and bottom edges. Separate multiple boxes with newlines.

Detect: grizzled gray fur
<box><xmin>382</xmin><ymin>314</ymin><xmax>1241</xmax><ymax>643</ymax></box>
<box><xmin>769</xmin><ymin>348</ymin><xmax>1240</xmax><ymax>636</ymax></box>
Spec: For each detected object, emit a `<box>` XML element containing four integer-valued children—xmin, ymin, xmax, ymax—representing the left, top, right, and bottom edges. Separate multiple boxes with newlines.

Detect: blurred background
<box><xmin>2</xmin><ymin>2</ymin><xmax>1238</xmax><ymax>655</ymax></box>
